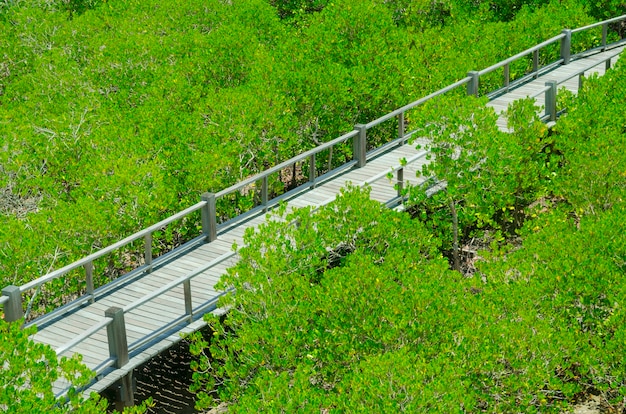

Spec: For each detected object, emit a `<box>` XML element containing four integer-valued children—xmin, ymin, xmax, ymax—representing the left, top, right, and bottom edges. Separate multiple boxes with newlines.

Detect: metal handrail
<box><xmin>366</xmin><ymin>77</ymin><xmax>473</xmax><ymax>129</ymax></box>
<box><xmin>124</xmin><ymin>251</ymin><xmax>236</xmax><ymax>313</ymax></box>
<box><xmin>572</xmin><ymin>14</ymin><xmax>626</xmax><ymax>34</ymax></box>
<box><xmin>19</xmin><ymin>200</ymin><xmax>207</xmax><ymax>293</ymax></box>
<box><xmin>557</xmin><ymin>47</ymin><xmax>624</xmax><ymax>86</ymax></box>
<box><xmin>478</xmin><ymin>34</ymin><xmax>566</xmax><ymax>77</ymax></box>
<box><xmin>215</xmin><ymin>129</ymin><xmax>359</xmax><ymax>198</ymax></box>
<box><xmin>55</xmin><ymin>317</ymin><xmax>113</xmax><ymax>356</ymax></box>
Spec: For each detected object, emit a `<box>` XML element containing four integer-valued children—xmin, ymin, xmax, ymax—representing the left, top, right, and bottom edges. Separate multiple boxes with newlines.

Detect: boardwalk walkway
<box><xmin>1</xmin><ymin>16</ymin><xmax>625</xmax><ymax>408</ymax></box>
<box><xmin>38</xmin><ymin>138</ymin><xmax>431</xmax><ymax>398</ymax></box>
<box><xmin>488</xmin><ymin>45</ymin><xmax>624</xmax><ymax>130</ymax></box>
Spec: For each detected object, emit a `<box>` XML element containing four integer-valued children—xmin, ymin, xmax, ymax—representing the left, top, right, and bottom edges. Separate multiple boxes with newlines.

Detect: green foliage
<box><xmin>0</xmin><ymin>319</ymin><xmax>106</xmax><ymax>413</ymax></box>
<box><xmin>190</xmin><ymin>187</ymin><xmax>451</xmax><ymax>410</ymax></box>
<box><xmin>0</xmin><ymin>0</ymin><xmax>614</xmax><ymax>320</ymax></box>
<box><xmin>269</xmin><ymin>0</ymin><xmax>328</xmax><ymax>19</ymax></box>
<box><xmin>408</xmin><ymin>95</ymin><xmax>556</xmax><ymax>258</ymax></box>
<box><xmin>477</xmin><ymin>202</ymin><xmax>626</xmax><ymax>409</ymax></box>
<box><xmin>0</xmin><ymin>318</ymin><xmax>154</xmax><ymax>412</ymax></box>
<box><xmin>552</xmin><ymin>59</ymin><xmax>626</xmax><ymax>215</ymax></box>
<box><xmin>191</xmin><ymin>188</ymin><xmax>626</xmax><ymax>412</ymax></box>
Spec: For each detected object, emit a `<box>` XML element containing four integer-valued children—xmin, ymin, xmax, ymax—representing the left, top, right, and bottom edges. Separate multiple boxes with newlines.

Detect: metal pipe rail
<box><xmin>2</xmin><ymin>13</ymin><xmax>626</xmax><ymax>327</ymax></box>
<box><xmin>478</xmin><ymin>34</ymin><xmax>566</xmax><ymax>77</ymax></box>
<box><xmin>55</xmin><ymin>317</ymin><xmax>113</xmax><ymax>357</ymax></box>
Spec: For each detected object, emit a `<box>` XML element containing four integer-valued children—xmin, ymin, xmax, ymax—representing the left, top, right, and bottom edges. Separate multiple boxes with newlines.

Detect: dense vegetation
<box><xmin>0</xmin><ymin>318</ymin><xmax>152</xmax><ymax>413</ymax></box>
<box><xmin>0</xmin><ymin>0</ymin><xmax>611</xmax><ymax>305</ymax></box>
<box><xmin>1</xmin><ymin>0</ymin><xmax>625</xmax><ymax>412</ymax></box>
<box><xmin>190</xmin><ymin>58</ymin><xmax>626</xmax><ymax>411</ymax></box>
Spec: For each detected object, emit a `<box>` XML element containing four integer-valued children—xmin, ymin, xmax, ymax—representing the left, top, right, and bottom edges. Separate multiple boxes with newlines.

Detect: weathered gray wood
<box><xmin>354</xmin><ymin>124</ymin><xmax>367</xmax><ymax>168</ymax></box>
<box><xmin>2</xmin><ymin>285</ymin><xmax>23</xmax><ymax>322</ymax></box>
<box><xmin>561</xmin><ymin>29</ymin><xmax>572</xmax><ymax>64</ymax></box>
<box><xmin>545</xmin><ymin>81</ymin><xmax>557</xmax><ymax>122</ymax></box>
<box><xmin>84</xmin><ymin>262</ymin><xmax>95</xmax><ymax>303</ymax></box>
<box><xmin>144</xmin><ymin>233</ymin><xmax>152</xmax><ymax>274</ymax></box>
<box><xmin>105</xmin><ymin>306</ymin><xmax>133</xmax><ymax>409</ymax></box>
<box><xmin>105</xmin><ymin>306</ymin><xmax>130</xmax><ymax>369</ymax></box>
<box><xmin>467</xmin><ymin>71</ymin><xmax>480</xmax><ymax>96</ymax></box>
<box><xmin>183</xmin><ymin>280</ymin><xmax>193</xmax><ymax>322</ymax></box>
<box><xmin>201</xmin><ymin>192</ymin><xmax>217</xmax><ymax>242</ymax></box>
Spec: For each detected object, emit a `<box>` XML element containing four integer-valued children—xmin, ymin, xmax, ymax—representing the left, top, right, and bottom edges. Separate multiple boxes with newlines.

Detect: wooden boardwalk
<box><xmin>33</xmin><ymin>139</ymin><xmax>431</xmax><ymax>398</ymax></box>
<box><xmin>488</xmin><ymin>45</ymin><xmax>624</xmax><ymax>130</ymax></box>
<box><xmin>1</xmin><ymin>17</ymin><xmax>624</xmax><ymax>407</ymax></box>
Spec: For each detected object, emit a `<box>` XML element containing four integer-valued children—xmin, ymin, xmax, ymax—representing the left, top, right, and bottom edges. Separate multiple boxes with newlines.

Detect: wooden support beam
<box><xmin>201</xmin><ymin>193</ymin><xmax>217</xmax><ymax>242</ymax></box>
<box><xmin>545</xmin><ymin>81</ymin><xmax>557</xmax><ymax>122</ymax></box>
<box><xmin>105</xmin><ymin>307</ymin><xmax>134</xmax><ymax>410</ymax></box>
<box><xmin>467</xmin><ymin>71</ymin><xmax>480</xmax><ymax>97</ymax></box>
<box><xmin>2</xmin><ymin>285</ymin><xmax>23</xmax><ymax>322</ymax></box>
<box><xmin>561</xmin><ymin>29</ymin><xmax>572</xmax><ymax>65</ymax></box>
<box><xmin>354</xmin><ymin>124</ymin><xmax>367</xmax><ymax>168</ymax></box>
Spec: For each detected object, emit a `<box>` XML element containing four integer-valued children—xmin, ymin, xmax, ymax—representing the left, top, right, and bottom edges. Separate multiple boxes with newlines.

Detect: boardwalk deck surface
<box><xmin>487</xmin><ymin>46</ymin><xmax>624</xmax><ymax>130</ymax></box>
<box><xmin>28</xmin><ymin>46</ymin><xmax>624</xmax><ymax>398</ymax></box>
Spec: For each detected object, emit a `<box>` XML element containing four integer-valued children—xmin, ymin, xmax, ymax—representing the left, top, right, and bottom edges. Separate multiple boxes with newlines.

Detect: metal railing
<box><xmin>531</xmin><ymin>46</ymin><xmax>624</xmax><ymax>122</ymax></box>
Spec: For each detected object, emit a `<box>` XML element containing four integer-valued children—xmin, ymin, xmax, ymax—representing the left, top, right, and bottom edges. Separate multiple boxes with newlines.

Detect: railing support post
<box><xmin>545</xmin><ymin>81</ymin><xmax>557</xmax><ymax>122</ymax></box>
<box><xmin>396</xmin><ymin>167</ymin><xmax>404</xmax><ymax>199</ymax></box>
<box><xmin>183</xmin><ymin>280</ymin><xmax>193</xmax><ymax>323</ymax></box>
<box><xmin>261</xmin><ymin>176</ymin><xmax>268</xmax><ymax>213</ymax></box>
<box><xmin>309</xmin><ymin>153</ymin><xmax>316</xmax><ymax>189</ymax></box>
<box><xmin>467</xmin><ymin>71</ymin><xmax>479</xmax><ymax>97</ymax></box>
<box><xmin>503</xmin><ymin>64</ymin><xmax>510</xmax><ymax>90</ymax></box>
<box><xmin>398</xmin><ymin>112</ymin><xmax>405</xmax><ymax>144</ymax></box>
<box><xmin>105</xmin><ymin>306</ymin><xmax>133</xmax><ymax>410</ymax></box>
<box><xmin>602</xmin><ymin>23</ymin><xmax>608</xmax><ymax>52</ymax></box>
<box><xmin>560</xmin><ymin>29</ymin><xmax>572</xmax><ymax>65</ymax></box>
<box><xmin>2</xmin><ymin>285</ymin><xmax>23</xmax><ymax>322</ymax></box>
<box><xmin>354</xmin><ymin>124</ymin><xmax>367</xmax><ymax>168</ymax></box>
<box><xmin>578</xmin><ymin>73</ymin><xmax>584</xmax><ymax>91</ymax></box>
<box><xmin>201</xmin><ymin>192</ymin><xmax>217</xmax><ymax>242</ymax></box>
<box><xmin>605</xmin><ymin>57</ymin><xmax>611</xmax><ymax>71</ymax></box>
<box><xmin>84</xmin><ymin>262</ymin><xmax>95</xmax><ymax>303</ymax></box>
<box><xmin>144</xmin><ymin>233</ymin><xmax>152</xmax><ymax>274</ymax></box>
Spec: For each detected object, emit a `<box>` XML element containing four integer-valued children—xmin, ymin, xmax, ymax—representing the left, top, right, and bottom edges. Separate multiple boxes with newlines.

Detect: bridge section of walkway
<box><xmin>1</xmin><ymin>13</ymin><xmax>625</xmax><ymax>408</ymax></box>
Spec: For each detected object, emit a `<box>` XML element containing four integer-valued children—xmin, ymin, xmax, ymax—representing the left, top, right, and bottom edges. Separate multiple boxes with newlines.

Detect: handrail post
<box><xmin>183</xmin><ymin>280</ymin><xmax>193</xmax><ymax>323</ymax></box>
<box><xmin>2</xmin><ymin>285</ymin><xmax>23</xmax><ymax>322</ymax></box>
<box><xmin>602</xmin><ymin>23</ymin><xmax>608</xmax><ymax>52</ymax></box>
<box><xmin>605</xmin><ymin>57</ymin><xmax>611</xmax><ymax>71</ymax></box>
<box><xmin>532</xmin><ymin>49</ymin><xmax>539</xmax><ymax>78</ymax></box>
<box><xmin>578</xmin><ymin>73</ymin><xmax>584</xmax><ymax>91</ymax></box>
<box><xmin>467</xmin><ymin>71</ymin><xmax>479</xmax><ymax>97</ymax></box>
<box><xmin>84</xmin><ymin>262</ymin><xmax>95</xmax><ymax>303</ymax></box>
<box><xmin>503</xmin><ymin>64</ymin><xmax>510</xmax><ymax>90</ymax></box>
<box><xmin>396</xmin><ymin>167</ymin><xmax>404</xmax><ymax>199</ymax></box>
<box><xmin>309</xmin><ymin>153</ymin><xmax>316</xmax><ymax>189</ymax></box>
<box><xmin>201</xmin><ymin>192</ymin><xmax>217</xmax><ymax>242</ymax></box>
<box><xmin>144</xmin><ymin>233</ymin><xmax>152</xmax><ymax>274</ymax></box>
<box><xmin>398</xmin><ymin>112</ymin><xmax>405</xmax><ymax>144</ymax></box>
<box><xmin>105</xmin><ymin>306</ymin><xmax>133</xmax><ymax>409</ymax></box>
<box><xmin>545</xmin><ymin>81</ymin><xmax>557</xmax><ymax>122</ymax></box>
<box><xmin>560</xmin><ymin>29</ymin><xmax>572</xmax><ymax>65</ymax></box>
<box><xmin>261</xmin><ymin>176</ymin><xmax>268</xmax><ymax>213</ymax></box>
<box><xmin>354</xmin><ymin>124</ymin><xmax>367</xmax><ymax>168</ymax></box>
